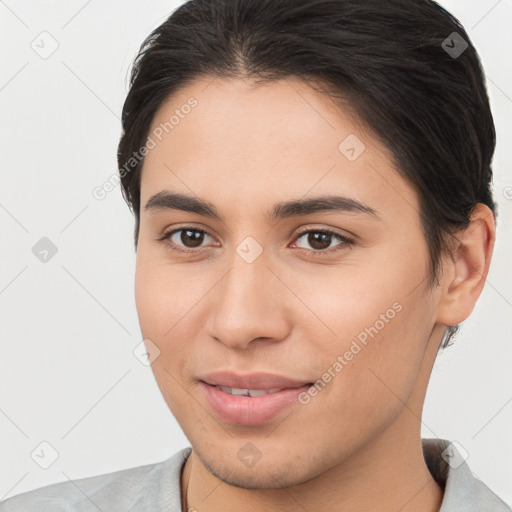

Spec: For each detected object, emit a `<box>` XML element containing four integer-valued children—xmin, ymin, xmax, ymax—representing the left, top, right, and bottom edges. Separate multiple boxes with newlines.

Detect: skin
<box><xmin>134</xmin><ymin>76</ymin><xmax>495</xmax><ymax>512</ymax></box>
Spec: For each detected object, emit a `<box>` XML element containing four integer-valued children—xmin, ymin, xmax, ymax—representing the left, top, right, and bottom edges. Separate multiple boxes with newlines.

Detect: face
<box><xmin>135</xmin><ymin>77</ymin><xmax>444</xmax><ymax>488</ymax></box>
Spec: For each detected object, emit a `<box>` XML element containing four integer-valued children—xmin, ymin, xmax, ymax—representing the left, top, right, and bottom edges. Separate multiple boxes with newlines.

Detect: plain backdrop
<box><xmin>1</xmin><ymin>0</ymin><xmax>511</xmax><ymax>505</ymax></box>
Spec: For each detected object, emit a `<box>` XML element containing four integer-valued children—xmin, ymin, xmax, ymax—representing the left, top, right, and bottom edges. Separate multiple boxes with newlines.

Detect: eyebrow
<box><xmin>144</xmin><ymin>191</ymin><xmax>379</xmax><ymax>221</ymax></box>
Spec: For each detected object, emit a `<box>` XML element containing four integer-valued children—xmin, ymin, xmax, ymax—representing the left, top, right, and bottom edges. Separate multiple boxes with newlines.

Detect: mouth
<box><xmin>198</xmin><ymin>371</ymin><xmax>313</xmax><ymax>426</ymax></box>
<box><xmin>213</xmin><ymin>386</ymin><xmax>284</xmax><ymax>397</ymax></box>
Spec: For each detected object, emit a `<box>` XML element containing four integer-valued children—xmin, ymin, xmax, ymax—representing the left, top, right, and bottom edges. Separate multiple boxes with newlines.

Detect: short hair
<box><xmin>117</xmin><ymin>0</ymin><xmax>496</xmax><ymax>348</ymax></box>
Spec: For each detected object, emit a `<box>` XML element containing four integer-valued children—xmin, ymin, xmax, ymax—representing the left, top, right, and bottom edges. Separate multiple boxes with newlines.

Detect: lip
<box><xmin>198</xmin><ymin>371</ymin><xmax>312</xmax><ymax>426</ymax></box>
<box><xmin>199</xmin><ymin>371</ymin><xmax>311</xmax><ymax>390</ymax></box>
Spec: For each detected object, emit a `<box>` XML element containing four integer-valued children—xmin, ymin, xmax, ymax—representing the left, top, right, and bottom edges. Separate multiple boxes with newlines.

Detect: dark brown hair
<box><xmin>117</xmin><ymin>0</ymin><xmax>496</xmax><ymax>347</ymax></box>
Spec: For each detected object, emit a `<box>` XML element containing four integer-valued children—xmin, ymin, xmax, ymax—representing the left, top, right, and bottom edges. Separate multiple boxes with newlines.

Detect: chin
<box><xmin>197</xmin><ymin>448</ymin><xmax>321</xmax><ymax>490</ymax></box>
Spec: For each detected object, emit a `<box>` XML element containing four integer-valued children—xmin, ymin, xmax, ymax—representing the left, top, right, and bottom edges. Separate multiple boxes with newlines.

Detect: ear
<box><xmin>436</xmin><ymin>203</ymin><xmax>495</xmax><ymax>326</ymax></box>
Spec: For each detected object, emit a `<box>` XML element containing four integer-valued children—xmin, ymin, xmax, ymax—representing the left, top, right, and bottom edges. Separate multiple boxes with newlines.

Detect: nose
<box><xmin>205</xmin><ymin>253</ymin><xmax>291</xmax><ymax>350</ymax></box>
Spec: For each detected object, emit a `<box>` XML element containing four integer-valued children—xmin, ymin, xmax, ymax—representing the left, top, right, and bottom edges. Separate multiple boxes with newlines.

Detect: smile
<box><xmin>215</xmin><ymin>386</ymin><xmax>283</xmax><ymax>397</ymax></box>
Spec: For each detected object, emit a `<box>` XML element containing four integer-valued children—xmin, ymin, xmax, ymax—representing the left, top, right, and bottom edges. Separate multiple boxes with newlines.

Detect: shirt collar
<box><xmin>422</xmin><ymin>438</ymin><xmax>510</xmax><ymax>511</ymax></box>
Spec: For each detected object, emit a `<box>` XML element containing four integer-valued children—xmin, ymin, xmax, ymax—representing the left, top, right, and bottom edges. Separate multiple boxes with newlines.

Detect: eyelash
<box><xmin>157</xmin><ymin>226</ymin><xmax>355</xmax><ymax>256</ymax></box>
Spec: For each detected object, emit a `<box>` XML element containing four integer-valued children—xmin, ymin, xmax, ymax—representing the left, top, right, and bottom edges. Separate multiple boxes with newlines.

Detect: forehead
<box><xmin>140</xmin><ymin>77</ymin><xmax>419</xmax><ymax>221</ymax></box>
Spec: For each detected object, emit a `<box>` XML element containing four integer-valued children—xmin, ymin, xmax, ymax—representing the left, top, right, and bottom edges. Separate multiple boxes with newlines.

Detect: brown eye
<box><xmin>160</xmin><ymin>228</ymin><xmax>215</xmax><ymax>252</ymax></box>
<box><xmin>293</xmin><ymin>229</ymin><xmax>354</xmax><ymax>254</ymax></box>
<box><xmin>175</xmin><ymin>229</ymin><xmax>206</xmax><ymax>248</ymax></box>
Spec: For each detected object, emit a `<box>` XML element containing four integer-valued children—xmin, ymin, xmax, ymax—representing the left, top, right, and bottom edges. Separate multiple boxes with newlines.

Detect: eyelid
<box><xmin>159</xmin><ymin>221</ymin><xmax>216</xmax><ymax>238</ymax></box>
<box><xmin>158</xmin><ymin>224</ymin><xmax>217</xmax><ymax>252</ymax></box>
<box><xmin>291</xmin><ymin>226</ymin><xmax>355</xmax><ymax>254</ymax></box>
<box><xmin>292</xmin><ymin>224</ymin><xmax>355</xmax><ymax>240</ymax></box>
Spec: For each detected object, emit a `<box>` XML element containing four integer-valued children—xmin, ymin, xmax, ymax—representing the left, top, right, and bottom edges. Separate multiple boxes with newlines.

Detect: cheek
<box><xmin>134</xmin><ymin>255</ymin><xmax>204</xmax><ymax>338</ymax></box>
<box><xmin>134</xmin><ymin>263</ymin><xmax>163</xmax><ymax>340</ymax></box>
<box><xmin>134</xmin><ymin>256</ymin><xmax>217</xmax><ymax>385</ymax></box>
<box><xmin>134</xmin><ymin>259</ymin><xmax>201</xmax><ymax>419</ymax></box>
<box><xmin>291</xmin><ymin>254</ymin><xmax>425</xmax><ymax>350</ymax></box>
<box><xmin>296</xmin><ymin>255</ymin><xmax>434</xmax><ymax>412</ymax></box>
<box><xmin>293</xmin><ymin>297</ymin><xmax>433</xmax><ymax>454</ymax></box>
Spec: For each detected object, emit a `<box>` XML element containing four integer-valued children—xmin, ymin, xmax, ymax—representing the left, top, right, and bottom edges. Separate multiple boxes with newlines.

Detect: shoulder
<box><xmin>422</xmin><ymin>438</ymin><xmax>511</xmax><ymax>512</ymax></box>
<box><xmin>0</xmin><ymin>447</ymin><xmax>191</xmax><ymax>512</ymax></box>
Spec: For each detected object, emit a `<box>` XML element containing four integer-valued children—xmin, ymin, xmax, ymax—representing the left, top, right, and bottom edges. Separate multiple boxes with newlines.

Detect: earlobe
<box><xmin>436</xmin><ymin>204</ymin><xmax>495</xmax><ymax>326</ymax></box>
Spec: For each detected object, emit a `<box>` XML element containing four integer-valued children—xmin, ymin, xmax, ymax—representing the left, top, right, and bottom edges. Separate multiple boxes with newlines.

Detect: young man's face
<box><xmin>135</xmin><ymin>77</ymin><xmax>445</xmax><ymax>488</ymax></box>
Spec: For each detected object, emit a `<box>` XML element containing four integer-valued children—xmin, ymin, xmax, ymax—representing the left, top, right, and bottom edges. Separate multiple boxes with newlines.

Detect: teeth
<box><xmin>217</xmin><ymin>386</ymin><xmax>282</xmax><ymax>397</ymax></box>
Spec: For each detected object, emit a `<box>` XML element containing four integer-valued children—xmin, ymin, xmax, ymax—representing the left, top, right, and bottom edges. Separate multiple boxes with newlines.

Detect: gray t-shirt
<box><xmin>0</xmin><ymin>438</ymin><xmax>509</xmax><ymax>511</ymax></box>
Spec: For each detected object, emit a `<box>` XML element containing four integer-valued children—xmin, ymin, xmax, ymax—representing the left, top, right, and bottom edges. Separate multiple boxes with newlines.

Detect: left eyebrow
<box><xmin>269</xmin><ymin>194</ymin><xmax>379</xmax><ymax>220</ymax></box>
<box><xmin>143</xmin><ymin>191</ymin><xmax>380</xmax><ymax>221</ymax></box>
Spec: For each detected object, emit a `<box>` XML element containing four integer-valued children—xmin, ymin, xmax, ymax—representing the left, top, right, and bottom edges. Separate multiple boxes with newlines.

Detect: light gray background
<box><xmin>1</xmin><ymin>0</ymin><xmax>511</xmax><ymax>505</ymax></box>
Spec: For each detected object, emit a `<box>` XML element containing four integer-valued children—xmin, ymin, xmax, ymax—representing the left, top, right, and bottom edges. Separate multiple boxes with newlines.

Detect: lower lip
<box><xmin>200</xmin><ymin>382</ymin><xmax>311</xmax><ymax>426</ymax></box>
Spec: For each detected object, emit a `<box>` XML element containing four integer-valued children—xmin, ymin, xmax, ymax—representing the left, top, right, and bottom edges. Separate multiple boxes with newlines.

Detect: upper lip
<box><xmin>199</xmin><ymin>371</ymin><xmax>311</xmax><ymax>390</ymax></box>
